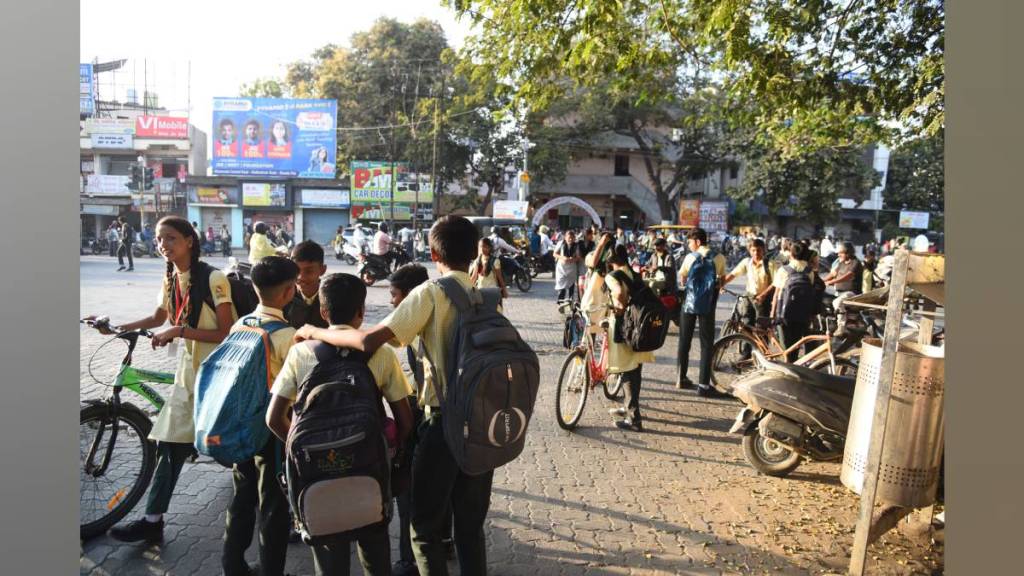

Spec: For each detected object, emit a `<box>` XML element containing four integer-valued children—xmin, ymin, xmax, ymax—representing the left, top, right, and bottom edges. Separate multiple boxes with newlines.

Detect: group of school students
<box><xmin>580</xmin><ymin>226</ymin><xmax>816</xmax><ymax>432</ymax></box>
<box><xmin>86</xmin><ymin>214</ymin><xmax>500</xmax><ymax>576</ymax></box>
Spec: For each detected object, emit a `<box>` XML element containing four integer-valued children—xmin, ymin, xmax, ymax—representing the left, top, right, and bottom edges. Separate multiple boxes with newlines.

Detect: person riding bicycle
<box><xmin>823</xmin><ymin>241</ymin><xmax>863</xmax><ymax>336</ymax></box>
<box><xmin>85</xmin><ymin>215</ymin><xmax>235</xmax><ymax>544</ymax></box>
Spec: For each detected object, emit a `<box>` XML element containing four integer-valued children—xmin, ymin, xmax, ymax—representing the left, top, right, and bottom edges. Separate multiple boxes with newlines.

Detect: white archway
<box><xmin>531</xmin><ymin>196</ymin><xmax>603</xmax><ymax>229</ymax></box>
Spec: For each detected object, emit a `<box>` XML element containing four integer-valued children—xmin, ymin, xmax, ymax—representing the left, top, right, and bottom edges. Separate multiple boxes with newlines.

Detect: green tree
<box><xmin>239</xmin><ymin>77</ymin><xmax>286</xmax><ymax>98</ymax></box>
<box><xmin>452</xmin><ymin>0</ymin><xmax>943</xmax><ymax>150</ymax></box>
<box><xmin>726</xmin><ymin>139</ymin><xmax>881</xmax><ymax>225</ymax></box>
<box><xmin>883</xmin><ymin>132</ymin><xmax>944</xmax><ymax>229</ymax></box>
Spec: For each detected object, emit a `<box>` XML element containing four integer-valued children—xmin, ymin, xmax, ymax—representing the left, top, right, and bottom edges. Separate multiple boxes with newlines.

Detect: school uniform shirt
<box><xmin>271</xmin><ymin>325</ymin><xmax>413</xmax><ymax>404</ymax></box>
<box><xmin>150</xmin><ymin>267</ymin><xmax>235</xmax><ymax>444</ymax></box>
<box><xmin>471</xmin><ymin>256</ymin><xmax>502</xmax><ymax>289</ymax></box>
<box><xmin>604</xmin><ymin>268</ymin><xmax>655</xmax><ymax>374</ymax></box>
<box><xmin>772</xmin><ymin>259</ymin><xmax>810</xmax><ymax>290</ymax></box>
<box><xmin>237</xmin><ymin>305</ymin><xmax>297</xmax><ymax>385</ymax></box>
<box><xmin>678</xmin><ymin>245</ymin><xmax>728</xmax><ymax>286</ymax></box>
<box><xmin>731</xmin><ymin>257</ymin><xmax>777</xmax><ymax>296</ymax></box>
<box><xmin>379</xmin><ymin>270</ymin><xmax>473</xmax><ymax>408</ymax></box>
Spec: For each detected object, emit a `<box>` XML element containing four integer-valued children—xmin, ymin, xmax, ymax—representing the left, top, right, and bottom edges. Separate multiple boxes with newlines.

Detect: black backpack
<box><xmin>429</xmin><ymin>277</ymin><xmax>540</xmax><ymax>476</ymax></box>
<box><xmin>780</xmin><ymin>265</ymin><xmax>816</xmax><ymax>325</ymax></box>
<box><xmin>284</xmin><ymin>342</ymin><xmax>391</xmax><ymax>545</ymax></box>
<box><xmin>186</xmin><ymin>261</ymin><xmax>259</xmax><ymax>324</ymax></box>
<box><xmin>611</xmin><ymin>270</ymin><xmax>671</xmax><ymax>352</ymax></box>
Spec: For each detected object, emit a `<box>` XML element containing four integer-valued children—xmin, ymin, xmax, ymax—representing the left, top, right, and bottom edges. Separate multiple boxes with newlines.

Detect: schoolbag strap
<box><xmin>436</xmin><ymin>276</ymin><xmax>472</xmax><ymax>314</ymax></box>
<box><xmin>478</xmin><ymin>287</ymin><xmax>502</xmax><ymax>313</ymax></box>
<box><xmin>310</xmin><ymin>341</ymin><xmax>367</xmax><ymax>365</ymax></box>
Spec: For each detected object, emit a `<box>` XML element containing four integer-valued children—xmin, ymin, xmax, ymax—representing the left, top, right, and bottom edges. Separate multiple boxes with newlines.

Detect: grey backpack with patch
<box><xmin>429</xmin><ymin>277</ymin><xmax>540</xmax><ymax>476</ymax></box>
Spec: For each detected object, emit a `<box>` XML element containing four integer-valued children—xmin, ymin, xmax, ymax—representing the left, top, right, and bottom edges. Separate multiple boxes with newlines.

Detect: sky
<box><xmin>81</xmin><ymin>0</ymin><xmax>475</xmax><ymax>149</ymax></box>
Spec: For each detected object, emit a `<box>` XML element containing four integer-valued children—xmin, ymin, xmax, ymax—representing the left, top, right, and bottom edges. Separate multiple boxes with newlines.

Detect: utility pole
<box><xmin>430</xmin><ymin>75</ymin><xmax>445</xmax><ymax>221</ymax></box>
<box><xmin>137</xmin><ymin>155</ymin><xmax>146</xmax><ymax>227</ymax></box>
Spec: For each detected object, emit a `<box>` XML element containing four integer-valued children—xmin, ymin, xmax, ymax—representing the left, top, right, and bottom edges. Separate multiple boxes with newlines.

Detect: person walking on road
<box><xmin>676</xmin><ymin>228</ymin><xmax>728</xmax><ymax>397</ymax></box>
<box><xmin>116</xmin><ymin>216</ymin><xmax>135</xmax><ymax>272</ymax></box>
<box><xmin>605</xmin><ymin>244</ymin><xmax>655</xmax><ymax>432</ymax></box>
<box><xmin>554</xmin><ymin>230</ymin><xmax>580</xmax><ymax>302</ymax></box>
<box><xmin>107</xmin><ymin>222</ymin><xmax>120</xmax><ymax>257</ymax></box>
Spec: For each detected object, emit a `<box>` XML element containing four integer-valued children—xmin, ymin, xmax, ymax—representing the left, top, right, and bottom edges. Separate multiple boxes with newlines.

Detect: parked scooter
<box><xmin>334</xmin><ymin>241</ymin><xmax>359</xmax><ymax>265</ymax></box>
<box><xmin>729</xmin><ymin>351</ymin><xmax>855</xmax><ymax>477</ymax></box>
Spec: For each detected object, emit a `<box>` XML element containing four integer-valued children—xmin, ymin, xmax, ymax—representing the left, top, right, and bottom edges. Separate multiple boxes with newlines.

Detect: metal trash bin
<box><xmin>841</xmin><ymin>338</ymin><xmax>945</xmax><ymax>508</ymax></box>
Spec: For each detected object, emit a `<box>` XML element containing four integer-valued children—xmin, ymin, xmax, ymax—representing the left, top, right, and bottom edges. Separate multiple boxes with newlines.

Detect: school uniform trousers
<box><xmin>677</xmin><ymin>292</ymin><xmax>719</xmax><ymax>387</ymax></box>
<box><xmin>410</xmin><ymin>410</ymin><xmax>493</xmax><ymax>576</ymax></box>
<box><xmin>222</xmin><ymin>436</ymin><xmax>290</xmax><ymax>576</ymax></box>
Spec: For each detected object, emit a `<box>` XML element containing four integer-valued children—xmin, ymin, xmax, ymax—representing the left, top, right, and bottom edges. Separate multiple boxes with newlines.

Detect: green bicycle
<box><xmin>80</xmin><ymin>318</ymin><xmax>179</xmax><ymax>540</ymax></box>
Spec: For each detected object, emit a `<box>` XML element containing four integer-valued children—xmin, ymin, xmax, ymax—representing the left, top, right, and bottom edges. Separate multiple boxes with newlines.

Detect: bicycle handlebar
<box><xmin>81</xmin><ymin>318</ymin><xmax>155</xmax><ymax>339</ymax></box>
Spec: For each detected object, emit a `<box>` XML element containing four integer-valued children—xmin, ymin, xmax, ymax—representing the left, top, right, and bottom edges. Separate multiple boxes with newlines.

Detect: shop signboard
<box><xmin>90</xmin><ymin>133</ymin><xmax>133</xmax><ymax>149</ymax></box>
<box><xmin>898</xmin><ymin>211</ymin><xmax>930</xmax><ymax>229</ymax></box>
<box><xmin>351</xmin><ymin>161</ymin><xmax>434</xmax><ymax>204</ymax></box>
<box><xmin>678</xmin><ymin>199</ymin><xmax>701</xmax><ymax>227</ymax></box>
<box><xmin>298</xmin><ymin>188</ymin><xmax>350</xmax><ymax>208</ymax></box>
<box><xmin>84</xmin><ymin>118</ymin><xmax>135</xmax><ymax>135</ymax></box>
<box><xmin>188</xmin><ymin>186</ymin><xmax>240</xmax><ymax>206</ymax></box>
<box><xmin>136</xmin><ymin>116</ymin><xmax>189</xmax><ymax>139</ymax></box>
<box><xmin>84</xmin><ymin>174</ymin><xmax>131</xmax><ymax>196</ymax></box>
<box><xmin>699</xmin><ymin>200</ymin><xmax>729</xmax><ymax>235</ymax></box>
<box><xmin>212</xmin><ymin>97</ymin><xmax>337</xmax><ymax>178</ymax></box>
<box><xmin>493</xmin><ymin>200</ymin><xmax>529</xmax><ymax>220</ymax></box>
<box><xmin>80</xmin><ymin>64</ymin><xmax>94</xmax><ymax>116</ymax></box>
<box><xmin>242</xmin><ymin>182</ymin><xmax>288</xmax><ymax>207</ymax></box>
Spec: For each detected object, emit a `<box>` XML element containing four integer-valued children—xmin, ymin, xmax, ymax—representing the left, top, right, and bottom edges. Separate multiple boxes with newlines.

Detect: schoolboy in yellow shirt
<box><xmin>222</xmin><ymin>256</ymin><xmax>299</xmax><ymax>576</ymax></box>
<box><xmin>267</xmin><ymin>273</ymin><xmax>414</xmax><ymax>576</ymax></box>
<box><xmin>292</xmin><ymin>215</ymin><xmax>491</xmax><ymax>576</ymax></box>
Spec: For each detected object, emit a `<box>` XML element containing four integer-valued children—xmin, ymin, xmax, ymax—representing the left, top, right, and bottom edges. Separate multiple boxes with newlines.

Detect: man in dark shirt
<box><xmin>116</xmin><ymin>216</ymin><xmax>135</xmax><ymax>272</ymax></box>
<box><xmin>284</xmin><ymin>241</ymin><xmax>329</xmax><ymax>330</ymax></box>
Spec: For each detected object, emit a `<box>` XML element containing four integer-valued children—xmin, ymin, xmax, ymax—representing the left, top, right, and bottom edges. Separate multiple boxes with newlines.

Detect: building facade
<box><xmin>80</xmin><ymin>107</ymin><xmax>207</xmax><ymax>240</ymax></box>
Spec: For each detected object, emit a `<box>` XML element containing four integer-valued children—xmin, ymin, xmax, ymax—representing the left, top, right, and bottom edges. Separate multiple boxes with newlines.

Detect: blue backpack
<box><xmin>194</xmin><ymin>316</ymin><xmax>290</xmax><ymax>466</ymax></box>
<box><xmin>683</xmin><ymin>250</ymin><xmax>719</xmax><ymax>315</ymax></box>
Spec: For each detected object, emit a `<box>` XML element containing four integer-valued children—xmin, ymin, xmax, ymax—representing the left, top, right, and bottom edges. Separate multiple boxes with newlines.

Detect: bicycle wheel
<box><xmin>808</xmin><ymin>356</ymin><xmax>858</xmax><ymax>377</ymax></box>
<box><xmin>710</xmin><ymin>333</ymin><xmax>761</xmax><ymax>394</ymax></box>
<box><xmin>603</xmin><ymin>373</ymin><xmax>623</xmax><ymax>399</ymax></box>
<box><xmin>555</xmin><ymin>348</ymin><xmax>590</xmax><ymax>430</ymax></box>
<box><xmin>80</xmin><ymin>403</ymin><xmax>157</xmax><ymax>540</ymax></box>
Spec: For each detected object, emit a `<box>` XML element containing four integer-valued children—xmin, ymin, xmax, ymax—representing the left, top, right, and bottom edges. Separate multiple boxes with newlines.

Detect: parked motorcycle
<box><xmin>729</xmin><ymin>351</ymin><xmax>855</xmax><ymax>477</ymax></box>
<box><xmin>89</xmin><ymin>237</ymin><xmax>109</xmax><ymax>256</ymax></box>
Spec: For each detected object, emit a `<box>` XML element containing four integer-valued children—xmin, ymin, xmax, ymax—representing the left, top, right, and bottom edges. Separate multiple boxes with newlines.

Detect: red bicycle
<box><xmin>555</xmin><ymin>305</ymin><xmax>623</xmax><ymax>430</ymax></box>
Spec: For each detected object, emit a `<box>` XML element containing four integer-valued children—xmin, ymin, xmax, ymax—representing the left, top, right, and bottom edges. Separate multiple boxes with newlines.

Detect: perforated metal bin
<box><xmin>841</xmin><ymin>338</ymin><xmax>945</xmax><ymax>508</ymax></box>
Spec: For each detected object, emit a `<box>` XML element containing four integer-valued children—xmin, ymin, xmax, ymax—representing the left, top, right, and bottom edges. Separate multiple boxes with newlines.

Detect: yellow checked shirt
<box><xmin>151</xmin><ymin>267</ymin><xmax>235</xmax><ymax>444</ymax></box>
<box><xmin>731</xmin><ymin>257</ymin><xmax>777</xmax><ymax>296</ymax></box>
<box><xmin>379</xmin><ymin>270</ymin><xmax>473</xmax><ymax>408</ymax></box>
<box><xmin>271</xmin><ymin>325</ymin><xmax>413</xmax><ymax>404</ymax></box>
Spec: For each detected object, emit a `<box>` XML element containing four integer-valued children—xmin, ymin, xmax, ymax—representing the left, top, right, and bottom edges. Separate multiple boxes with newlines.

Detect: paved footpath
<box><xmin>80</xmin><ymin>256</ymin><xmax>943</xmax><ymax>575</ymax></box>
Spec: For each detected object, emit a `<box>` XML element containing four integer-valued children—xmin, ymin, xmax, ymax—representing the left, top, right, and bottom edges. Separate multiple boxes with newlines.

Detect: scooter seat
<box><xmin>760</xmin><ymin>359</ymin><xmax>856</xmax><ymax>398</ymax></box>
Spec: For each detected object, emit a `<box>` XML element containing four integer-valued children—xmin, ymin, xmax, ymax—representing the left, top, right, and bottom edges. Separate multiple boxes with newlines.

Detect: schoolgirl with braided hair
<box><xmin>84</xmin><ymin>215</ymin><xmax>235</xmax><ymax>543</ymax></box>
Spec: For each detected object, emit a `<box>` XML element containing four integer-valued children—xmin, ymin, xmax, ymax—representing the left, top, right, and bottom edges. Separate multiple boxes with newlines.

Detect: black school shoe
<box><xmin>697</xmin><ymin>385</ymin><xmax>729</xmax><ymax>399</ymax></box>
<box><xmin>614</xmin><ymin>419</ymin><xmax>643</xmax><ymax>432</ymax></box>
<box><xmin>108</xmin><ymin>517</ymin><xmax>163</xmax><ymax>543</ymax></box>
<box><xmin>676</xmin><ymin>376</ymin><xmax>695</xmax><ymax>390</ymax></box>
